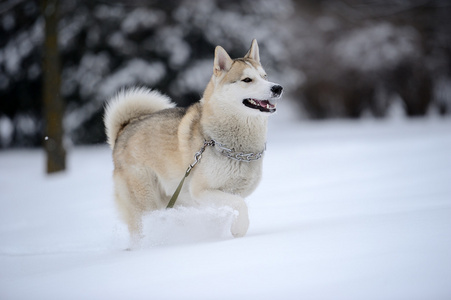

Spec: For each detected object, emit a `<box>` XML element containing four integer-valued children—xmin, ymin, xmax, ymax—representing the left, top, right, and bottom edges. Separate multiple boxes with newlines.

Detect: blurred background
<box><xmin>1</xmin><ymin>0</ymin><xmax>450</xmax><ymax>149</ymax></box>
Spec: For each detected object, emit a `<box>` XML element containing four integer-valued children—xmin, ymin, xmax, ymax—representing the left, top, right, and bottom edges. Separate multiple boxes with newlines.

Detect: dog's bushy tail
<box><xmin>104</xmin><ymin>87</ymin><xmax>175</xmax><ymax>149</ymax></box>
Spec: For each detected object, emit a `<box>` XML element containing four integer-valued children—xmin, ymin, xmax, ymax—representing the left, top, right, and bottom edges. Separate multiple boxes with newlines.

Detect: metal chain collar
<box><xmin>213</xmin><ymin>140</ymin><xmax>265</xmax><ymax>162</ymax></box>
<box><xmin>190</xmin><ymin>139</ymin><xmax>265</xmax><ymax>169</ymax></box>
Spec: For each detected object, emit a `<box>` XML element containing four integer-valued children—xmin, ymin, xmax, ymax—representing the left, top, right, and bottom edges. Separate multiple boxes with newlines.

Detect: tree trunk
<box><xmin>42</xmin><ymin>0</ymin><xmax>66</xmax><ymax>173</ymax></box>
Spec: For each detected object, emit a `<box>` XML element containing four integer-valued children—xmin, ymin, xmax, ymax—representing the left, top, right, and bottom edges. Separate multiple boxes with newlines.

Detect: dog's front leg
<box><xmin>191</xmin><ymin>189</ymin><xmax>249</xmax><ymax>237</ymax></box>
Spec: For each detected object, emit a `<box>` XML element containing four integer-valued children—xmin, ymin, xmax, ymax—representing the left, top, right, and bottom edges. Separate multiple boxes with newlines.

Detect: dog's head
<box><xmin>204</xmin><ymin>39</ymin><xmax>283</xmax><ymax>116</ymax></box>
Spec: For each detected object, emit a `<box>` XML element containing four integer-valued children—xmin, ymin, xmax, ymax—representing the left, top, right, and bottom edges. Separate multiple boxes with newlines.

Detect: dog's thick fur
<box><xmin>104</xmin><ymin>40</ymin><xmax>282</xmax><ymax>240</ymax></box>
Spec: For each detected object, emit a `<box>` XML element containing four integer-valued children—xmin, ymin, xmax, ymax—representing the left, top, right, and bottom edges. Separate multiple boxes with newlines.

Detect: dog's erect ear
<box><xmin>244</xmin><ymin>39</ymin><xmax>260</xmax><ymax>63</ymax></box>
<box><xmin>214</xmin><ymin>46</ymin><xmax>233</xmax><ymax>76</ymax></box>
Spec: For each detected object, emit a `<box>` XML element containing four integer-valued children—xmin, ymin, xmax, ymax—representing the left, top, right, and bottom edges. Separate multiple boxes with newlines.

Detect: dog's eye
<box><xmin>242</xmin><ymin>78</ymin><xmax>252</xmax><ymax>83</ymax></box>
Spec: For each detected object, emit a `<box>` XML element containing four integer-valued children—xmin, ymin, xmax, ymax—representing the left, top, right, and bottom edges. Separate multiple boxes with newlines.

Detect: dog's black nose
<box><xmin>271</xmin><ymin>85</ymin><xmax>283</xmax><ymax>97</ymax></box>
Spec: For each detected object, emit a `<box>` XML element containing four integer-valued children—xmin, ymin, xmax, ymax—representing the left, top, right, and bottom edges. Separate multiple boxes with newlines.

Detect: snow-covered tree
<box><xmin>0</xmin><ymin>0</ymin><xmax>450</xmax><ymax>147</ymax></box>
<box><xmin>0</xmin><ymin>0</ymin><xmax>296</xmax><ymax>147</ymax></box>
<box><xmin>288</xmin><ymin>0</ymin><xmax>450</xmax><ymax>118</ymax></box>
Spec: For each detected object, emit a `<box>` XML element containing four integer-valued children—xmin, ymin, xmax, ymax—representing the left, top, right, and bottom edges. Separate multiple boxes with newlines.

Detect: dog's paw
<box><xmin>230</xmin><ymin>211</ymin><xmax>249</xmax><ymax>238</ymax></box>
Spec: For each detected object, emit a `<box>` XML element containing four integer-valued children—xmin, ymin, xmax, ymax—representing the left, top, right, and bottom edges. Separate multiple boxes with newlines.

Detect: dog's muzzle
<box><xmin>242</xmin><ymin>84</ymin><xmax>283</xmax><ymax>113</ymax></box>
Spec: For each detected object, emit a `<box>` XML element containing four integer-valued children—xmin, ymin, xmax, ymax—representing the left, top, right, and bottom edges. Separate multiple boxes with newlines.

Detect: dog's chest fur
<box><xmin>197</xmin><ymin>147</ymin><xmax>263</xmax><ymax>196</ymax></box>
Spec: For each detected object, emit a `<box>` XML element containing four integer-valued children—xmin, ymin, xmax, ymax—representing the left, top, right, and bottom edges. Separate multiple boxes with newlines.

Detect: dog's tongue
<box><xmin>254</xmin><ymin>99</ymin><xmax>275</xmax><ymax>109</ymax></box>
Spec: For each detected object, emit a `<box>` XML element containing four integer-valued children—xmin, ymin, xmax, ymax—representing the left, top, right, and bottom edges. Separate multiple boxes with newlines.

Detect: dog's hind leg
<box><xmin>113</xmin><ymin>172</ymin><xmax>144</xmax><ymax>243</ymax></box>
<box><xmin>114</xmin><ymin>168</ymin><xmax>166</xmax><ymax>245</ymax></box>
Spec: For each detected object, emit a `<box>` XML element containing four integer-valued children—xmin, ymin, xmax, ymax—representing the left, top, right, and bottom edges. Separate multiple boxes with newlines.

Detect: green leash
<box><xmin>166</xmin><ymin>140</ymin><xmax>215</xmax><ymax>209</ymax></box>
<box><xmin>166</xmin><ymin>169</ymin><xmax>190</xmax><ymax>209</ymax></box>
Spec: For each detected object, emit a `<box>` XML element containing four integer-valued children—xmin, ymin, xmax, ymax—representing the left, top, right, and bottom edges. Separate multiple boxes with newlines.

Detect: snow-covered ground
<box><xmin>1</xmin><ymin>117</ymin><xmax>451</xmax><ymax>300</ymax></box>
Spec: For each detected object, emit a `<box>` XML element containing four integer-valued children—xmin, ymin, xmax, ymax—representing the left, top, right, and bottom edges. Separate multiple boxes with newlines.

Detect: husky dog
<box><xmin>104</xmin><ymin>39</ymin><xmax>283</xmax><ymax>240</ymax></box>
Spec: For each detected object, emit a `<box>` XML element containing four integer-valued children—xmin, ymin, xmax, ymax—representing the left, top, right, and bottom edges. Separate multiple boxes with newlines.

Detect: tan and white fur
<box><xmin>104</xmin><ymin>39</ymin><xmax>283</xmax><ymax>241</ymax></box>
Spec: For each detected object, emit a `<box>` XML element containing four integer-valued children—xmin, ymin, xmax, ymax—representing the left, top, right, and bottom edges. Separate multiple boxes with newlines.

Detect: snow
<box><xmin>0</xmin><ymin>18</ymin><xmax>43</xmax><ymax>77</ymax></box>
<box><xmin>1</xmin><ymin>117</ymin><xmax>451</xmax><ymax>299</ymax></box>
<box><xmin>98</xmin><ymin>59</ymin><xmax>166</xmax><ymax>100</ymax></box>
<box><xmin>121</xmin><ymin>8</ymin><xmax>165</xmax><ymax>34</ymax></box>
<box><xmin>155</xmin><ymin>27</ymin><xmax>192</xmax><ymax>69</ymax></box>
<box><xmin>333</xmin><ymin>23</ymin><xmax>419</xmax><ymax>72</ymax></box>
<box><xmin>435</xmin><ymin>77</ymin><xmax>451</xmax><ymax>110</ymax></box>
<box><xmin>63</xmin><ymin>52</ymin><xmax>111</xmax><ymax>99</ymax></box>
<box><xmin>172</xmin><ymin>59</ymin><xmax>213</xmax><ymax>96</ymax></box>
<box><xmin>0</xmin><ymin>116</ymin><xmax>13</xmax><ymax>147</ymax></box>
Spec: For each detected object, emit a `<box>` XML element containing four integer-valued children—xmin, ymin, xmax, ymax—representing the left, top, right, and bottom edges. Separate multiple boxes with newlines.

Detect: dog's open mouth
<box><xmin>243</xmin><ymin>99</ymin><xmax>276</xmax><ymax>113</ymax></box>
